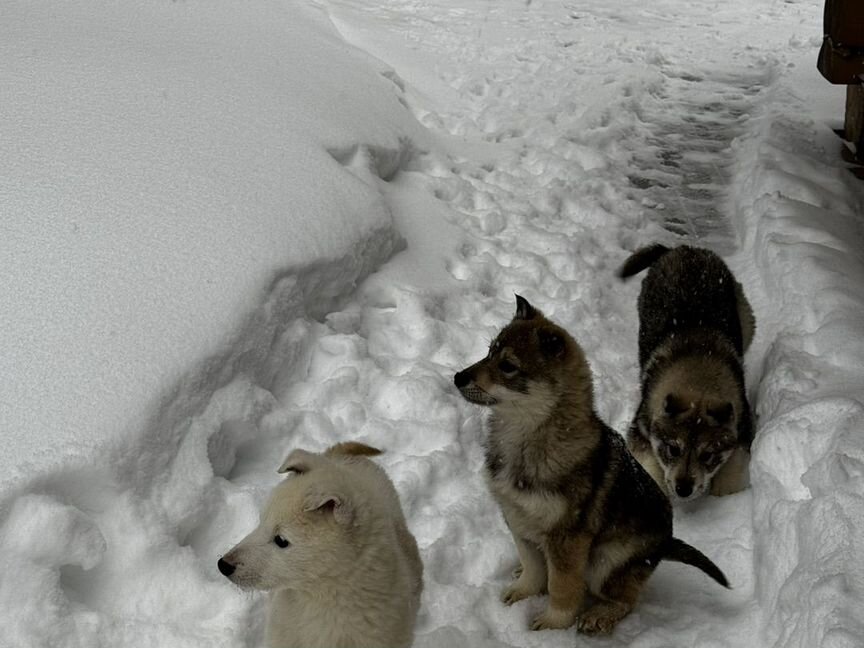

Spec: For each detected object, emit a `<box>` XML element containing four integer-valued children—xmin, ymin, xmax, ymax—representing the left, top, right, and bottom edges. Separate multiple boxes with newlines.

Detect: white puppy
<box><xmin>219</xmin><ymin>442</ymin><xmax>423</xmax><ymax>648</ymax></box>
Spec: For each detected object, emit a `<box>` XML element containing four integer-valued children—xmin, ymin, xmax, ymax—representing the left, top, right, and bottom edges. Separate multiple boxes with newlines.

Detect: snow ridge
<box><xmin>731</xmin><ymin>87</ymin><xmax>864</xmax><ymax>648</ymax></box>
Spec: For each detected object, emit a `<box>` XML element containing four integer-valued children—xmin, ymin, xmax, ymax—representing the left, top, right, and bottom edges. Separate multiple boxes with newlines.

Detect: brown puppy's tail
<box><xmin>662</xmin><ymin>537</ymin><xmax>730</xmax><ymax>588</ymax></box>
<box><xmin>618</xmin><ymin>244</ymin><xmax>671</xmax><ymax>279</ymax></box>
<box><xmin>326</xmin><ymin>442</ymin><xmax>383</xmax><ymax>457</ymax></box>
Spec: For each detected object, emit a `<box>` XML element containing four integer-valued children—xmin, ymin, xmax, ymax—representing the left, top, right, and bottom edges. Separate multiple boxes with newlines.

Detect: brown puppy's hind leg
<box><xmin>578</xmin><ymin>562</ymin><xmax>653</xmax><ymax>635</ymax></box>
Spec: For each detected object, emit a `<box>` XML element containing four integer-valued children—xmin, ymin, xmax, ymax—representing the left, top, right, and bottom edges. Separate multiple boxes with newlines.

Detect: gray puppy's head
<box><xmin>648</xmin><ymin>392</ymin><xmax>738</xmax><ymax>502</ymax></box>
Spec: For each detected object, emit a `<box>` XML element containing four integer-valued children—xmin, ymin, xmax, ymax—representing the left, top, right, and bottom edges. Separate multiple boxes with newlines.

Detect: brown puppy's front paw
<box><xmin>501</xmin><ymin>579</ymin><xmax>541</xmax><ymax>606</ymax></box>
<box><xmin>577</xmin><ymin>603</ymin><xmax>628</xmax><ymax>635</ymax></box>
<box><xmin>577</xmin><ymin>614</ymin><xmax>616</xmax><ymax>635</ymax></box>
<box><xmin>530</xmin><ymin>607</ymin><xmax>577</xmax><ymax>631</ymax></box>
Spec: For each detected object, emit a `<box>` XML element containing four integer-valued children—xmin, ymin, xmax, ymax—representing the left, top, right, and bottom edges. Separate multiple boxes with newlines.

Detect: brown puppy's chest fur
<box><xmin>482</xmin><ymin>392</ymin><xmax>674</xmax><ymax>634</ymax></box>
<box><xmin>484</xmin><ymin>410</ymin><xmax>601</xmax><ymax>541</ymax></box>
<box><xmin>484</xmin><ymin>405</ymin><xmax>664</xmax><ymax>538</ymax></box>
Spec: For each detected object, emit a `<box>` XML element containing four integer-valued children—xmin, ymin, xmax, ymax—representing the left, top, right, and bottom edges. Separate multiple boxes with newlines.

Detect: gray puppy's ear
<box><xmin>277</xmin><ymin>449</ymin><xmax>317</xmax><ymax>474</ymax></box>
<box><xmin>514</xmin><ymin>294</ymin><xmax>538</xmax><ymax>320</ymax></box>
<box><xmin>303</xmin><ymin>491</ymin><xmax>353</xmax><ymax>526</ymax></box>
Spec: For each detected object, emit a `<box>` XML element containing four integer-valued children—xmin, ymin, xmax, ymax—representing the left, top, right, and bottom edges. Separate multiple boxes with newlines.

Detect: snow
<box><xmin>730</xmin><ymin>60</ymin><xmax>864</xmax><ymax>645</ymax></box>
<box><xmin>0</xmin><ymin>0</ymin><xmax>426</xmax><ymax>487</ymax></box>
<box><xmin>2</xmin><ymin>0</ymin><xmax>863</xmax><ymax>647</ymax></box>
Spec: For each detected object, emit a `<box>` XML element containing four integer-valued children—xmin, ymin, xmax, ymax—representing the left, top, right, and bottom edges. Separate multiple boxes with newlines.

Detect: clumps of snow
<box><xmin>0</xmin><ymin>495</ymin><xmax>105</xmax><ymax>646</ymax></box>
<box><xmin>2</xmin><ymin>495</ymin><xmax>106</xmax><ymax>570</ymax></box>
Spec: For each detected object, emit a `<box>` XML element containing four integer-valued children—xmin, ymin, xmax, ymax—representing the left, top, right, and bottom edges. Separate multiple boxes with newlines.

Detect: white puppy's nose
<box><xmin>217</xmin><ymin>558</ymin><xmax>236</xmax><ymax>577</ymax></box>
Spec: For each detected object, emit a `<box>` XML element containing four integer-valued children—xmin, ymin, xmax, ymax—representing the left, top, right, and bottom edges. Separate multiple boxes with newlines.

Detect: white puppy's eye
<box><xmin>274</xmin><ymin>535</ymin><xmax>290</xmax><ymax>548</ymax></box>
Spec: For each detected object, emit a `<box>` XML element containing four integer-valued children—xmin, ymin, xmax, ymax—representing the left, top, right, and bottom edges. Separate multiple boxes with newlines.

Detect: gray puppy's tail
<box><xmin>662</xmin><ymin>537</ymin><xmax>730</xmax><ymax>588</ymax></box>
<box><xmin>618</xmin><ymin>244</ymin><xmax>671</xmax><ymax>279</ymax></box>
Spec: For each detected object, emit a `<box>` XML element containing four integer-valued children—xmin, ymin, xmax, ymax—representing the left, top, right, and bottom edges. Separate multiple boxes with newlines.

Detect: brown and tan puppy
<box><xmin>619</xmin><ymin>244</ymin><xmax>755</xmax><ymax>503</ymax></box>
<box><xmin>218</xmin><ymin>442</ymin><xmax>423</xmax><ymax>648</ymax></box>
<box><xmin>454</xmin><ymin>296</ymin><xmax>729</xmax><ymax>635</ymax></box>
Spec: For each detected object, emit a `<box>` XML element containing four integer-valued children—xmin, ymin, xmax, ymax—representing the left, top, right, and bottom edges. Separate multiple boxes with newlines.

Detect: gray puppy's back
<box><xmin>624</xmin><ymin>245</ymin><xmax>745</xmax><ymax>367</ymax></box>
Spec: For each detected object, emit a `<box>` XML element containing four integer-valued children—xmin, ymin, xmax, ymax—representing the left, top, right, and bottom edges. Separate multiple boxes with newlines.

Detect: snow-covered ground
<box><xmin>2</xmin><ymin>0</ymin><xmax>863</xmax><ymax>646</ymax></box>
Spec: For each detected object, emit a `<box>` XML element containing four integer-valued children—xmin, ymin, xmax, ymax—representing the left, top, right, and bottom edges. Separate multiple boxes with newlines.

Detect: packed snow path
<box><xmin>4</xmin><ymin>0</ymin><xmax>862</xmax><ymax>647</ymax></box>
<box><xmin>256</xmin><ymin>2</ymin><xmax>774</xmax><ymax>646</ymax></box>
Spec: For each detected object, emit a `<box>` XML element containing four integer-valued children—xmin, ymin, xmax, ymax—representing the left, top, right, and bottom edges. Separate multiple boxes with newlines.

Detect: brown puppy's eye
<box><xmin>274</xmin><ymin>535</ymin><xmax>290</xmax><ymax>548</ymax></box>
<box><xmin>498</xmin><ymin>360</ymin><xmax>518</xmax><ymax>374</ymax></box>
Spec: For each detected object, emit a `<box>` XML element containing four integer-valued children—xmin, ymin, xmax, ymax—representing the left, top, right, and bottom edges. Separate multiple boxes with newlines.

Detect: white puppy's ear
<box><xmin>277</xmin><ymin>449</ymin><xmax>316</xmax><ymax>474</ymax></box>
<box><xmin>303</xmin><ymin>491</ymin><xmax>353</xmax><ymax>526</ymax></box>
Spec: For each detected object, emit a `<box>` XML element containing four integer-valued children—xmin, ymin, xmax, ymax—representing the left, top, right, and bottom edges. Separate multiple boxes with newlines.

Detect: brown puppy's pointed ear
<box><xmin>514</xmin><ymin>294</ymin><xmax>538</xmax><ymax>320</ymax></box>
<box><xmin>707</xmin><ymin>402</ymin><xmax>734</xmax><ymax>426</ymax></box>
<box><xmin>537</xmin><ymin>327</ymin><xmax>566</xmax><ymax>358</ymax></box>
<box><xmin>277</xmin><ymin>449</ymin><xmax>317</xmax><ymax>474</ymax></box>
<box><xmin>663</xmin><ymin>394</ymin><xmax>690</xmax><ymax>417</ymax></box>
<box><xmin>303</xmin><ymin>491</ymin><xmax>353</xmax><ymax>526</ymax></box>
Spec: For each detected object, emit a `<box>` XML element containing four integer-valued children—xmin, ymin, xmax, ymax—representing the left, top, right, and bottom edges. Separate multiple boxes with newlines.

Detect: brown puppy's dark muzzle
<box><xmin>454</xmin><ymin>369</ymin><xmax>472</xmax><ymax>389</ymax></box>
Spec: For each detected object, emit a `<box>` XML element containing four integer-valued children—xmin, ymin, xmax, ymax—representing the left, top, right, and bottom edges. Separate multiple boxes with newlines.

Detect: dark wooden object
<box><xmin>818</xmin><ymin>0</ymin><xmax>864</xmax><ymax>161</ymax></box>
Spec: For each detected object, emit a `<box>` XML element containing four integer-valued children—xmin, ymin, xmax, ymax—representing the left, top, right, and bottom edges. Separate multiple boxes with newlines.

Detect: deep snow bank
<box><xmin>0</xmin><ymin>2</ymin><xmax>429</xmax><ymax>645</ymax></box>
<box><xmin>0</xmin><ymin>0</ymin><xmax>425</xmax><ymax>486</ymax></box>
<box><xmin>730</xmin><ymin>57</ymin><xmax>864</xmax><ymax>647</ymax></box>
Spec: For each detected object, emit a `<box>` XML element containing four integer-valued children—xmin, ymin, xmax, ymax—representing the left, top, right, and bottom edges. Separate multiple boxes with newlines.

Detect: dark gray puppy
<box><xmin>620</xmin><ymin>244</ymin><xmax>755</xmax><ymax>503</ymax></box>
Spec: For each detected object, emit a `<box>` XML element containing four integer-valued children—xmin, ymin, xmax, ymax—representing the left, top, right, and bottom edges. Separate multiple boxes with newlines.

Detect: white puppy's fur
<box><xmin>220</xmin><ymin>443</ymin><xmax>423</xmax><ymax>648</ymax></box>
